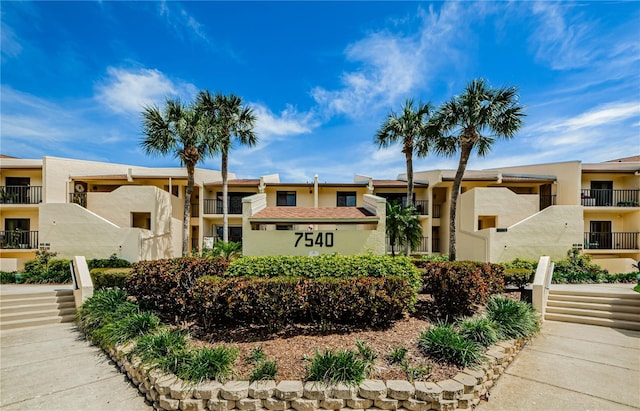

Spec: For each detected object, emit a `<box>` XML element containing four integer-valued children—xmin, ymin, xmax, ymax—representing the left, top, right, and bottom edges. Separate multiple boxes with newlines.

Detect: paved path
<box><xmin>0</xmin><ymin>323</ymin><xmax>150</xmax><ymax>411</ymax></box>
<box><xmin>477</xmin><ymin>320</ymin><xmax>640</xmax><ymax>411</ymax></box>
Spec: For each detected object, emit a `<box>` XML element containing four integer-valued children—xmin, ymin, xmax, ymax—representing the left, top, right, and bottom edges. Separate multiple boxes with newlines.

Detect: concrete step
<box><xmin>0</xmin><ymin>314</ymin><xmax>76</xmax><ymax>331</ymax></box>
<box><xmin>548</xmin><ymin>289</ymin><xmax>640</xmax><ymax>303</ymax></box>
<box><xmin>0</xmin><ymin>294</ymin><xmax>75</xmax><ymax>308</ymax></box>
<box><xmin>0</xmin><ymin>307</ymin><xmax>77</xmax><ymax>322</ymax></box>
<box><xmin>544</xmin><ymin>312</ymin><xmax>640</xmax><ymax>331</ymax></box>
<box><xmin>546</xmin><ymin>299</ymin><xmax>640</xmax><ymax>314</ymax></box>
<box><xmin>0</xmin><ymin>301</ymin><xmax>76</xmax><ymax>315</ymax></box>
<box><xmin>545</xmin><ymin>306</ymin><xmax>640</xmax><ymax>322</ymax></box>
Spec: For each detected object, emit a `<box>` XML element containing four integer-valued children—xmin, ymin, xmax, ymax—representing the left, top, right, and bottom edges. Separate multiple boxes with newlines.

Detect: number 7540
<box><xmin>294</xmin><ymin>232</ymin><xmax>334</xmax><ymax>247</ymax></box>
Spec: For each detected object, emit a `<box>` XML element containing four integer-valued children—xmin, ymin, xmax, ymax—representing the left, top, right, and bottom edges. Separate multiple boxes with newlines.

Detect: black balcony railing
<box><xmin>432</xmin><ymin>204</ymin><xmax>442</xmax><ymax>218</ymax></box>
<box><xmin>539</xmin><ymin>195</ymin><xmax>557</xmax><ymax>210</ymax></box>
<box><xmin>386</xmin><ymin>236</ymin><xmax>429</xmax><ymax>253</ymax></box>
<box><xmin>581</xmin><ymin>189</ymin><xmax>639</xmax><ymax>207</ymax></box>
<box><xmin>190</xmin><ymin>203</ymin><xmax>199</xmax><ymax>218</ymax></box>
<box><xmin>203</xmin><ymin>199</ymin><xmax>243</xmax><ymax>215</ymax></box>
<box><xmin>0</xmin><ymin>186</ymin><xmax>42</xmax><ymax>204</ymax></box>
<box><xmin>432</xmin><ymin>237</ymin><xmax>440</xmax><ymax>253</ymax></box>
<box><xmin>583</xmin><ymin>232</ymin><xmax>639</xmax><ymax>250</ymax></box>
<box><xmin>0</xmin><ymin>230</ymin><xmax>39</xmax><ymax>249</ymax></box>
<box><xmin>69</xmin><ymin>192</ymin><xmax>87</xmax><ymax>207</ymax></box>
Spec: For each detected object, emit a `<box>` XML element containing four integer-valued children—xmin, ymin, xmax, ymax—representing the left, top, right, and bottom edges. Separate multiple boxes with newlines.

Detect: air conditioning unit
<box><xmin>74</xmin><ymin>181</ymin><xmax>88</xmax><ymax>193</ymax></box>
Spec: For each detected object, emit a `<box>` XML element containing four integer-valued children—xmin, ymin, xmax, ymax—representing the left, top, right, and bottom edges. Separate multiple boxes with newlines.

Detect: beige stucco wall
<box><xmin>0</xmin><ymin>168</ymin><xmax>43</xmax><ymax>186</ymax></box>
<box><xmin>242</xmin><ymin>194</ymin><xmax>386</xmax><ymax>256</ymax></box>
<box><xmin>263</xmin><ymin>186</ymin><xmax>314</xmax><ymax>207</ymax></box>
<box><xmin>459</xmin><ymin>188</ymin><xmax>539</xmax><ymax>232</ymax></box>
<box><xmin>591</xmin><ymin>257</ymin><xmax>638</xmax><ymax>274</ymax></box>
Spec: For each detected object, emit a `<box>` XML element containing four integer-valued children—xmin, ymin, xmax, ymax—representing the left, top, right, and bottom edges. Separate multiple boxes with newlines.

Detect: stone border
<box><xmin>105</xmin><ymin>338</ymin><xmax>526</xmax><ymax>411</ymax></box>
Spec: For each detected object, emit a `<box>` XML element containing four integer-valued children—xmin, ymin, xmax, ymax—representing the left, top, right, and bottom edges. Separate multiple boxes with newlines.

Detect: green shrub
<box><xmin>486</xmin><ymin>296</ymin><xmax>540</xmax><ymax>339</ymax></box>
<box><xmin>93</xmin><ymin>312</ymin><xmax>160</xmax><ymax>349</ymax></box>
<box><xmin>191</xmin><ymin>276</ymin><xmax>414</xmax><ymax>330</ymax></box>
<box><xmin>125</xmin><ymin>257</ymin><xmax>229</xmax><ymax>321</ymax></box>
<box><xmin>226</xmin><ymin>254</ymin><xmax>422</xmax><ymax>291</ymax></box>
<box><xmin>177</xmin><ymin>346</ymin><xmax>239</xmax><ymax>383</ymax></box>
<box><xmin>417</xmin><ymin>324</ymin><xmax>483</xmax><ymax>367</ymax></box>
<box><xmin>503</xmin><ymin>268</ymin><xmax>535</xmax><ymax>289</ymax></box>
<box><xmin>250</xmin><ymin>360</ymin><xmax>277</xmax><ymax>382</ymax></box>
<box><xmin>388</xmin><ymin>346</ymin><xmax>408</xmax><ymax>365</ymax></box>
<box><xmin>552</xmin><ymin>249</ymin><xmax>607</xmax><ymax>283</ymax></box>
<box><xmin>91</xmin><ymin>268</ymin><xmax>133</xmax><ymax>289</ymax></box>
<box><xmin>504</xmin><ymin>258</ymin><xmax>538</xmax><ymax>271</ymax></box>
<box><xmin>132</xmin><ymin>328</ymin><xmax>188</xmax><ymax>373</ymax></box>
<box><xmin>0</xmin><ymin>271</ymin><xmax>18</xmax><ymax>284</ymax></box>
<box><xmin>457</xmin><ymin>317</ymin><xmax>499</xmax><ymax>348</ymax></box>
<box><xmin>87</xmin><ymin>254</ymin><xmax>131</xmax><ymax>270</ymax></box>
<box><xmin>306</xmin><ymin>349</ymin><xmax>369</xmax><ymax>385</ymax></box>
<box><xmin>22</xmin><ymin>257</ymin><xmax>72</xmax><ymax>284</ymax></box>
<box><xmin>412</xmin><ymin>254</ymin><xmax>450</xmax><ymax>268</ymax></box>
<box><xmin>422</xmin><ymin>261</ymin><xmax>504</xmax><ymax>318</ymax></box>
<box><xmin>76</xmin><ymin>289</ymin><xmax>132</xmax><ymax>335</ymax></box>
<box><xmin>246</xmin><ymin>346</ymin><xmax>267</xmax><ymax>364</ymax></box>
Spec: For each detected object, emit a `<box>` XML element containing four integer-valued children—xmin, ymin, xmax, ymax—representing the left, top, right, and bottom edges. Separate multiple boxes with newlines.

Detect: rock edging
<box><xmin>106</xmin><ymin>338</ymin><xmax>527</xmax><ymax>411</ymax></box>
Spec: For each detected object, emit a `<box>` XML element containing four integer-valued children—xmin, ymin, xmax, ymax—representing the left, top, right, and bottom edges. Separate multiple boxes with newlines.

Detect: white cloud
<box><xmin>0</xmin><ymin>21</ymin><xmax>23</xmax><ymax>60</ymax></box>
<box><xmin>252</xmin><ymin>103</ymin><xmax>316</xmax><ymax>141</ymax></box>
<box><xmin>538</xmin><ymin>101</ymin><xmax>640</xmax><ymax>134</ymax></box>
<box><xmin>94</xmin><ymin>66</ymin><xmax>197</xmax><ymax>114</ymax></box>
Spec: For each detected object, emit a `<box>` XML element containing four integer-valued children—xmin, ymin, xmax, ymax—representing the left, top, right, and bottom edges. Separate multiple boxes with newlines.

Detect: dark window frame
<box><xmin>276</xmin><ymin>191</ymin><xmax>297</xmax><ymax>206</ymax></box>
<box><xmin>336</xmin><ymin>191</ymin><xmax>357</xmax><ymax>207</ymax></box>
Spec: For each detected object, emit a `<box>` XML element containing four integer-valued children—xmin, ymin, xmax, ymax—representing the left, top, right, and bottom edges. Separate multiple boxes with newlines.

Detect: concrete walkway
<box><xmin>0</xmin><ymin>322</ymin><xmax>150</xmax><ymax>410</ymax></box>
<box><xmin>477</xmin><ymin>320</ymin><xmax>640</xmax><ymax>411</ymax></box>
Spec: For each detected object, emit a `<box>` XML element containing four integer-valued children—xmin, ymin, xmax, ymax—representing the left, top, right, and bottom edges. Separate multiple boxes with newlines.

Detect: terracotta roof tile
<box><xmin>250</xmin><ymin>207</ymin><xmax>377</xmax><ymax>222</ymax></box>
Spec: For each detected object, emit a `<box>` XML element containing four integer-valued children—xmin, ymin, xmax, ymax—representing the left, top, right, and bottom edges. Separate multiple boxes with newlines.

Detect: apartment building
<box><xmin>2</xmin><ymin>154</ymin><xmax>638</xmax><ymax>273</ymax></box>
<box><xmin>0</xmin><ymin>155</ymin><xmax>225</xmax><ymax>271</ymax></box>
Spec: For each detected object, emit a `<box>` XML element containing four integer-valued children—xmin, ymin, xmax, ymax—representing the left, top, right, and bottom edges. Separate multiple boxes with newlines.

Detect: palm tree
<box><xmin>141</xmin><ymin>98</ymin><xmax>214</xmax><ymax>256</ymax></box>
<box><xmin>430</xmin><ymin>79</ymin><xmax>525</xmax><ymax>261</ymax></box>
<box><xmin>386</xmin><ymin>201</ymin><xmax>423</xmax><ymax>257</ymax></box>
<box><xmin>375</xmin><ymin>99</ymin><xmax>434</xmax><ymax>208</ymax></box>
<box><xmin>197</xmin><ymin>91</ymin><xmax>257</xmax><ymax>243</ymax></box>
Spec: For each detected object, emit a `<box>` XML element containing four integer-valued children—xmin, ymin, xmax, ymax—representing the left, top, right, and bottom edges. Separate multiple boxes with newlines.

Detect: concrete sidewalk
<box><xmin>477</xmin><ymin>320</ymin><xmax>640</xmax><ymax>411</ymax></box>
<box><xmin>0</xmin><ymin>323</ymin><xmax>150</xmax><ymax>410</ymax></box>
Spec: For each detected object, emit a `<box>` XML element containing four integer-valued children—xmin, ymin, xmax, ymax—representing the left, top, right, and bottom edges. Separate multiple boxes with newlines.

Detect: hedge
<box><xmin>191</xmin><ymin>275</ymin><xmax>414</xmax><ymax>330</ymax></box>
<box><xmin>125</xmin><ymin>257</ymin><xmax>229</xmax><ymax>321</ymax></box>
<box><xmin>90</xmin><ymin>268</ymin><xmax>133</xmax><ymax>290</ymax></box>
<box><xmin>422</xmin><ymin>261</ymin><xmax>505</xmax><ymax>318</ymax></box>
<box><xmin>226</xmin><ymin>254</ymin><xmax>422</xmax><ymax>291</ymax></box>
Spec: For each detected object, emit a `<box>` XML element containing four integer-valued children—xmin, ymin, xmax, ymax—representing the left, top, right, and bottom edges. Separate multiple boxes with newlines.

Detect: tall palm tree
<box><xmin>375</xmin><ymin>99</ymin><xmax>434</xmax><ymax>208</ymax></box>
<box><xmin>141</xmin><ymin>97</ymin><xmax>213</xmax><ymax>256</ymax></box>
<box><xmin>376</xmin><ymin>99</ymin><xmax>433</xmax><ymax>256</ymax></box>
<box><xmin>197</xmin><ymin>91</ymin><xmax>257</xmax><ymax>243</ymax></box>
<box><xmin>430</xmin><ymin>78</ymin><xmax>525</xmax><ymax>261</ymax></box>
<box><xmin>386</xmin><ymin>202</ymin><xmax>423</xmax><ymax>257</ymax></box>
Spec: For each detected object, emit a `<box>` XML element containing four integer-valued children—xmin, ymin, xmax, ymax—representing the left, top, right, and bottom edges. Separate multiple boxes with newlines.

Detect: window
<box><xmin>131</xmin><ymin>212</ymin><xmax>151</xmax><ymax>230</ymax></box>
<box><xmin>276</xmin><ymin>224</ymin><xmax>293</xmax><ymax>231</ymax></box>
<box><xmin>336</xmin><ymin>191</ymin><xmax>356</xmax><ymax>207</ymax></box>
<box><xmin>277</xmin><ymin>191</ymin><xmax>296</xmax><ymax>206</ymax></box>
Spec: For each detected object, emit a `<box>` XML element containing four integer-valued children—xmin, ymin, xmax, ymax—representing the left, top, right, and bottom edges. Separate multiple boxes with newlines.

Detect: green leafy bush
<box><xmin>125</xmin><ymin>257</ymin><xmax>229</xmax><ymax>321</ymax></box>
<box><xmin>0</xmin><ymin>271</ymin><xmax>18</xmax><ymax>284</ymax></box>
<box><xmin>76</xmin><ymin>289</ymin><xmax>133</xmax><ymax>335</ymax></box>
<box><xmin>191</xmin><ymin>276</ymin><xmax>414</xmax><ymax>330</ymax></box>
<box><xmin>411</xmin><ymin>254</ymin><xmax>450</xmax><ymax>268</ymax></box>
<box><xmin>226</xmin><ymin>254</ymin><xmax>422</xmax><ymax>291</ymax></box>
<box><xmin>552</xmin><ymin>249</ymin><xmax>607</xmax><ymax>283</ymax></box>
<box><xmin>177</xmin><ymin>346</ymin><xmax>239</xmax><ymax>383</ymax></box>
<box><xmin>131</xmin><ymin>328</ymin><xmax>189</xmax><ymax>373</ymax></box>
<box><xmin>87</xmin><ymin>254</ymin><xmax>131</xmax><ymax>269</ymax></box>
<box><xmin>388</xmin><ymin>346</ymin><xmax>408</xmax><ymax>365</ymax></box>
<box><xmin>417</xmin><ymin>324</ymin><xmax>483</xmax><ymax>367</ymax></box>
<box><xmin>22</xmin><ymin>256</ymin><xmax>72</xmax><ymax>284</ymax></box>
<box><xmin>91</xmin><ymin>268</ymin><xmax>133</xmax><ymax>290</ymax></box>
<box><xmin>422</xmin><ymin>261</ymin><xmax>504</xmax><ymax>318</ymax></box>
<box><xmin>503</xmin><ymin>268</ymin><xmax>535</xmax><ymax>289</ymax></box>
<box><xmin>250</xmin><ymin>360</ymin><xmax>277</xmax><ymax>382</ymax></box>
<box><xmin>306</xmin><ymin>349</ymin><xmax>370</xmax><ymax>385</ymax></box>
<box><xmin>486</xmin><ymin>296</ymin><xmax>540</xmax><ymax>339</ymax></box>
<box><xmin>93</xmin><ymin>312</ymin><xmax>160</xmax><ymax>349</ymax></box>
<box><xmin>457</xmin><ymin>317</ymin><xmax>499</xmax><ymax>348</ymax></box>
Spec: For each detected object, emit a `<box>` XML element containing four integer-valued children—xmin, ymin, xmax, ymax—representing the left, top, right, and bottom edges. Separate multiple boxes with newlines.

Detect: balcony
<box><xmin>0</xmin><ymin>230</ymin><xmax>39</xmax><ymax>249</ymax></box>
<box><xmin>583</xmin><ymin>232</ymin><xmax>639</xmax><ymax>250</ymax></box>
<box><xmin>69</xmin><ymin>192</ymin><xmax>87</xmax><ymax>207</ymax></box>
<box><xmin>581</xmin><ymin>189</ymin><xmax>639</xmax><ymax>207</ymax></box>
<box><xmin>0</xmin><ymin>186</ymin><xmax>42</xmax><ymax>204</ymax></box>
<box><xmin>203</xmin><ymin>199</ymin><xmax>243</xmax><ymax>215</ymax></box>
<box><xmin>190</xmin><ymin>203</ymin><xmax>199</xmax><ymax>218</ymax></box>
<box><xmin>386</xmin><ymin>236</ymin><xmax>429</xmax><ymax>253</ymax></box>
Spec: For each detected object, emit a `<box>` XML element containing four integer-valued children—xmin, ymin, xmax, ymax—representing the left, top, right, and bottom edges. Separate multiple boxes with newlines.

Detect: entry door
<box><xmin>591</xmin><ymin>181</ymin><xmax>613</xmax><ymax>206</ymax></box>
<box><xmin>590</xmin><ymin>221</ymin><xmax>612</xmax><ymax>249</ymax></box>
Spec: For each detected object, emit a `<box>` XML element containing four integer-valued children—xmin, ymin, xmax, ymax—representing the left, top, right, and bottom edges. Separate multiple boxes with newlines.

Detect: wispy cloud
<box><xmin>538</xmin><ymin>101</ymin><xmax>640</xmax><ymax>133</ymax></box>
<box><xmin>94</xmin><ymin>66</ymin><xmax>197</xmax><ymax>114</ymax></box>
<box><xmin>0</xmin><ymin>21</ymin><xmax>23</xmax><ymax>60</ymax></box>
<box><xmin>252</xmin><ymin>104</ymin><xmax>317</xmax><ymax>142</ymax></box>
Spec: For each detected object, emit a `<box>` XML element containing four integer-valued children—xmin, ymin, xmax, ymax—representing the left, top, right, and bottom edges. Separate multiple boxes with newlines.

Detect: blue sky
<box><xmin>1</xmin><ymin>1</ymin><xmax>639</xmax><ymax>182</ymax></box>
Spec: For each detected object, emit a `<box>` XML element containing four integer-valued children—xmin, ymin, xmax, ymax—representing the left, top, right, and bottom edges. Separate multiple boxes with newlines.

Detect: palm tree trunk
<box><xmin>448</xmin><ymin>144</ymin><xmax>472</xmax><ymax>261</ymax></box>
<box><xmin>405</xmin><ymin>149</ymin><xmax>413</xmax><ymax>257</ymax></box>
<box><xmin>222</xmin><ymin>147</ymin><xmax>229</xmax><ymax>243</ymax></box>
<box><xmin>183</xmin><ymin>163</ymin><xmax>195</xmax><ymax>256</ymax></box>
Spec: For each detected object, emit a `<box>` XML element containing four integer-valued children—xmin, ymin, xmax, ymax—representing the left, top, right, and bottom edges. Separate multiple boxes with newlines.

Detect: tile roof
<box><xmin>250</xmin><ymin>207</ymin><xmax>378</xmax><ymax>222</ymax></box>
<box><xmin>207</xmin><ymin>179</ymin><xmax>261</xmax><ymax>186</ymax></box>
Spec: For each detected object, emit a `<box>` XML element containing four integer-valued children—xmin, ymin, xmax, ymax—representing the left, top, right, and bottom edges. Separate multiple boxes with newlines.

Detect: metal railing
<box><xmin>0</xmin><ymin>186</ymin><xmax>42</xmax><ymax>204</ymax></box>
<box><xmin>539</xmin><ymin>195</ymin><xmax>557</xmax><ymax>210</ymax></box>
<box><xmin>0</xmin><ymin>230</ymin><xmax>39</xmax><ymax>249</ymax></box>
<box><xmin>203</xmin><ymin>199</ymin><xmax>243</xmax><ymax>214</ymax></box>
<box><xmin>583</xmin><ymin>232</ymin><xmax>639</xmax><ymax>250</ymax></box>
<box><xmin>386</xmin><ymin>236</ymin><xmax>429</xmax><ymax>253</ymax></box>
<box><xmin>581</xmin><ymin>189</ymin><xmax>639</xmax><ymax>207</ymax></box>
<box><xmin>190</xmin><ymin>203</ymin><xmax>199</xmax><ymax>218</ymax></box>
<box><xmin>70</xmin><ymin>192</ymin><xmax>87</xmax><ymax>207</ymax></box>
<box><xmin>432</xmin><ymin>204</ymin><xmax>441</xmax><ymax>218</ymax></box>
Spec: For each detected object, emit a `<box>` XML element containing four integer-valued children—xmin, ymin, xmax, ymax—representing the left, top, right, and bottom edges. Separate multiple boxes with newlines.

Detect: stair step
<box><xmin>0</xmin><ymin>307</ymin><xmax>77</xmax><ymax>322</ymax></box>
<box><xmin>0</xmin><ymin>294</ymin><xmax>75</xmax><ymax>307</ymax></box>
<box><xmin>549</xmin><ymin>289</ymin><xmax>640</xmax><ymax>302</ymax></box>
<box><xmin>0</xmin><ymin>314</ymin><xmax>76</xmax><ymax>331</ymax></box>
<box><xmin>0</xmin><ymin>289</ymin><xmax>74</xmax><ymax>300</ymax></box>
<box><xmin>545</xmin><ymin>306</ymin><xmax>640</xmax><ymax>322</ymax></box>
<box><xmin>544</xmin><ymin>313</ymin><xmax>640</xmax><ymax>331</ymax></box>
<box><xmin>0</xmin><ymin>301</ymin><xmax>76</xmax><ymax>314</ymax></box>
<box><xmin>546</xmin><ymin>300</ymin><xmax>640</xmax><ymax>314</ymax></box>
